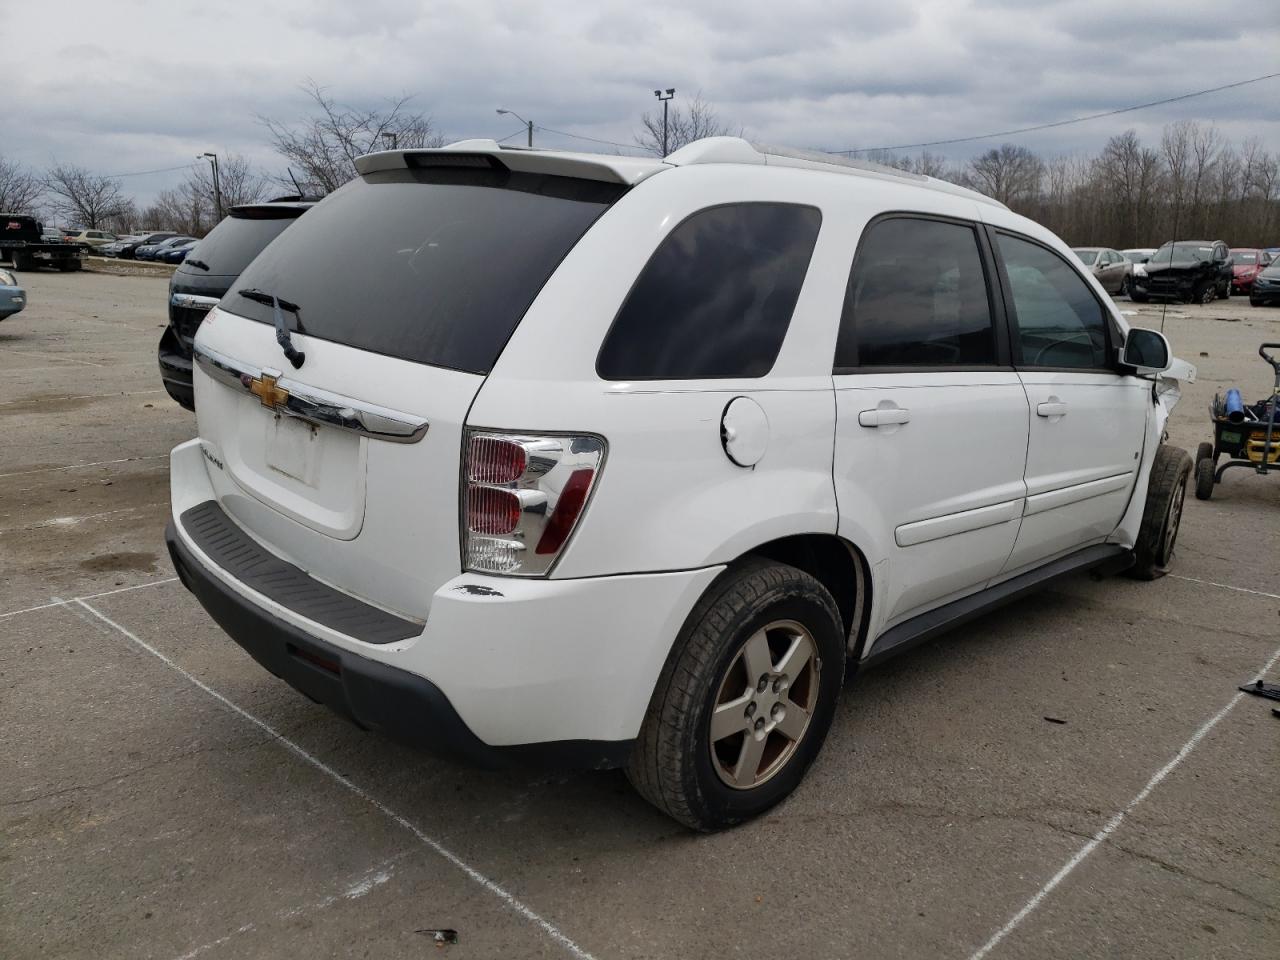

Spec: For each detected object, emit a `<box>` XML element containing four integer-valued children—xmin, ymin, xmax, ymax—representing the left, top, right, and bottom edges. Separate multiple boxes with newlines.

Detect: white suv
<box><xmin>166</xmin><ymin>138</ymin><xmax>1194</xmax><ymax>830</ymax></box>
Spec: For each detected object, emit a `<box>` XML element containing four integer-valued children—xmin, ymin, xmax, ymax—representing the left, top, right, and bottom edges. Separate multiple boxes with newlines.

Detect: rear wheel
<box><xmin>627</xmin><ymin>559</ymin><xmax>845</xmax><ymax>831</ymax></box>
<box><xmin>1128</xmin><ymin>445</ymin><xmax>1192</xmax><ymax>579</ymax></box>
<box><xmin>1195</xmin><ymin>281</ymin><xmax>1216</xmax><ymax>305</ymax></box>
<box><xmin>1194</xmin><ymin>457</ymin><xmax>1215</xmax><ymax>501</ymax></box>
<box><xmin>1118</xmin><ymin>275</ymin><xmax>1131</xmax><ymax>298</ymax></box>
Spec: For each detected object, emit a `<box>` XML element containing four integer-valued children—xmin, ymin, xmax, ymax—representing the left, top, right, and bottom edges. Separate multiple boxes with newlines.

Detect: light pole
<box><xmin>496</xmin><ymin>108</ymin><xmax>533</xmax><ymax>148</ymax></box>
<box><xmin>653</xmin><ymin>88</ymin><xmax>675</xmax><ymax>156</ymax></box>
<box><xmin>200</xmin><ymin>152</ymin><xmax>222</xmax><ymax>221</ymax></box>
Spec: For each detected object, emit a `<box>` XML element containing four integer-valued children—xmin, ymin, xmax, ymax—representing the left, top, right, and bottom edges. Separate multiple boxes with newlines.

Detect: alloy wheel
<box><xmin>709</xmin><ymin>620</ymin><xmax>820</xmax><ymax>790</ymax></box>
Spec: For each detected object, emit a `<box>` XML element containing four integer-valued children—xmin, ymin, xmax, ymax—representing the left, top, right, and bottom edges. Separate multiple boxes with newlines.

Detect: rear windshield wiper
<box><xmin>238</xmin><ymin>287</ymin><xmax>306</xmax><ymax>369</ymax></box>
<box><xmin>185</xmin><ymin>258</ymin><xmax>210</xmax><ymax>271</ymax></box>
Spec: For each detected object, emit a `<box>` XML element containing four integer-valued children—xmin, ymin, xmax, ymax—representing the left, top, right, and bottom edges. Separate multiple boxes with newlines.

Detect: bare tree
<box><xmin>261</xmin><ymin>80</ymin><xmax>445</xmax><ymax>194</ymax></box>
<box><xmin>133</xmin><ymin>155</ymin><xmax>270</xmax><ymax>236</ymax></box>
<box><xmin>635</xmin><ymin>93</ymin><xmax>735</xmax><ymax>156</ymax></box>
<box><xmin>962</xmin><ymin>144</ymin><xmax>1044</xmax><ymax>206</ymax></box>
<box><xmin>0</xmin><ymin>156</ymin><xmax>43</xmax><ymax>214</ymax></box>
<box><xmin>43</xmin><ymin>164</ymin><xmax>129</xmax><ymax>229</ymax></box>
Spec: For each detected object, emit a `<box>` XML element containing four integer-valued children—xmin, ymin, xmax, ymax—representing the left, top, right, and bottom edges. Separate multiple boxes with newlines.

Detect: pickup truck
<box><xmin>2</xmin><ymin>214</ymin><xmax>88</xmax><ymax>272</ymax></box>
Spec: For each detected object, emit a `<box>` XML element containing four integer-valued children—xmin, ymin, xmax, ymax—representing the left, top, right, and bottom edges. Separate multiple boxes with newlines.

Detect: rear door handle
<box><xmin>1036</xmin><ymin>400</ymin><xmax>1068</xmax><ymax>418</ymax></box>
<box><xmin>858</xmin><ymin>407</ymin><xmax>911</xmax><ymax>427</ymax></box>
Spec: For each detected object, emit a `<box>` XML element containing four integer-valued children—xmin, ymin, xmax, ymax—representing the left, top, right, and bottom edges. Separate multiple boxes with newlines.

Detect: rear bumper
<box><xmin>157</xmin><ymin>327</ymin><xmax>195</xmax><ymax>410</ymax></box>
<box><xmin>167</xmin><ymin>437</ymin><xmax>722</xmax><ymax>765</ymax></box>
<box><xmin>166</xmin><ymin>522</ymin><xmax>629</xmax><ymax>769</ymax></box>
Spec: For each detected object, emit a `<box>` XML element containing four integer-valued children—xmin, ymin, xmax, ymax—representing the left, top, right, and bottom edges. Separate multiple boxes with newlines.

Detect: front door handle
<box><xmin>1036</xmin><ymin>399</ymin><xmax>1068</xmax><ymax>418</ymax></box>
<box><xmin>858</xmin><ymin>406</ymin><xmax>911</xmax><ymax>427</ymax></box>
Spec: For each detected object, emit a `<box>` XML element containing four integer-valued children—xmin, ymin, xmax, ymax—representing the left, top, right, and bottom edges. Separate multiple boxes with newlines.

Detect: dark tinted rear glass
<box><xmin>836</xmin><ymin>216</ymin><xmax>996</xmax><ymax>368</ymax></box>
<box><xmin>185</xmin><ymin>214</ymin><xmax>298</xmax><ymax>276</ymax></box>
<box><xmin>596</xmin><ymin>203</ymin><xmax>821</xmax><ymax>380</ymax></box>
<box><xmin>227</xmin><ymin>168</ymin><xmax>623</xmax><ymax>374</ymax></box>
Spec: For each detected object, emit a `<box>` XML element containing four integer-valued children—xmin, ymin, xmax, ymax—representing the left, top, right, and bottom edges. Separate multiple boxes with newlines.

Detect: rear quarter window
<box><xmin>596</xmin><ymin>203</ymin><xmax>821</xmax><ymax>380</ymax></box>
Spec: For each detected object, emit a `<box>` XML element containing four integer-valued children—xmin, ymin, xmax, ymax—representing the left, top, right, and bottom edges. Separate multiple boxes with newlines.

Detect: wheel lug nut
<box><xmin>757</xmin><ymin>677</ymin><xmax>769</xmax><ymax>693</ymax></box>
<box><xmin>754</xmin><ymin>717</ymin><xmax>766</xmax><ymax>731</ymax></box>
<box><xmin>744</xmin><ymin>702</ymin><xmax>756</xmax><ymax>718</ymax></box>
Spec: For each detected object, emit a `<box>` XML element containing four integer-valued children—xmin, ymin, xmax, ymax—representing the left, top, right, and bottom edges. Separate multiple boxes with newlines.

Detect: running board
<box><xmin>862</xmin><ymin>544</ymin><xmax>1133</xmax><ymax>668</ymax></box>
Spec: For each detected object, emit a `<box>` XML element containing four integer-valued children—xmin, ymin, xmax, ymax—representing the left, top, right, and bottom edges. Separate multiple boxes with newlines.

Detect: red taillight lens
<box><xmin>462</xmin><ymin>431</ymin><xmax>605</xmax><ymax>576</ymax></box>
<box><xmin>535</xmin><ymin>469</ymin><xmax>595</xmax><ymax>555</ymax></box>
<box><xmin>467</xmin><ymin>436</ymin><xmax>527</xmax><ymax>483</ymax></box>
<box><xmin>467</xmin><ymin>486</ymin><xmax>522</xmax><ymax>535</ymax></box>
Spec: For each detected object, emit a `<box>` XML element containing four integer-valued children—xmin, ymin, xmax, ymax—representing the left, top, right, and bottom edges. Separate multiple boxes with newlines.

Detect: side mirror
<box><xmin>1121</xmin><ymin>328</ymin><xmax>1171</xmax><ymax>375</ymax></box>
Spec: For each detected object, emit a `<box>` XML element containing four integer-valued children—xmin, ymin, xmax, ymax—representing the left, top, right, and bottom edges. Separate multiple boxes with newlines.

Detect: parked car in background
<box><xmin>165</xmin><ymin>138</ymin><xmax>1194</xmax><ymax>830</ymax></box>
<box><xmin>0</xmin><ymin>267</ymin><xmax>26</xmax><ymax>319</ymax></box>
<box><xmin>1229</xmin><ymin>248</ymin><xmax>1274</xmax><ymax>295</ymax></box>
<box><xmin>1130</xmin><ymin>239</ymin><xmax>1232</xmax><ymax>303</ymax></box>
<box><xmin>42</xmin><ymin>226</ymin><xmax>70</xmax><ymax>243</ymax></box>
<box><xmin>100</xmin><ymin>235</ymin><xmax>143</xmax><ymax>257</ymax></box>
<box><xmin>1249</xmin><ymin>259</ymin><xmax>1280</xmax><ymax>306</ymax></box>
<box><xmin>1122</xmin><ymin>248</ymin><xmax>1157</xmax><ymax>279</ymax></box>
<box><xmin>66</xmin><ymin>229</ymin><xmax>118</xmax><ymax>250</ymax></box>
<box><xmin>137</xmin><ymin>236</ymin><xmax>196</xmax><ymax>261</ymax></box>
<box><xmin>159</xmin><ymin>197</ymin><xmax>317</xmax><ymax>409</ymax></box>
<box><xmin>158</xmin><ymin>238</ymin><xmax>199</xmax><ymax>264</ymax></box>
<box><xmin>117</xmin><ymin>232</ymin><xmax>177</xmax><ymax>259</ymax></box>
<box><xmin>1072</xmin><ymin>246</ymin><xmax>1132</xmax><ymax>296</ymax></box>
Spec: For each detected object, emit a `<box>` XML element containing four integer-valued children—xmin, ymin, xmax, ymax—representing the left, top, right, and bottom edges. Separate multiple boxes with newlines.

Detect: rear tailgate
<box><xmin>187</xmin><ymin>158</ymin><xmax>627</xmax><ymax>622</ymax></box>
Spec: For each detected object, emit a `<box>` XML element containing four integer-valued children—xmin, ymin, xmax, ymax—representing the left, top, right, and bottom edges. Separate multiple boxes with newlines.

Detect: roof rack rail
<box><xmin>665</xmin><ymin>137</ymin><xmax>1007</xmax><ymax>209</ymax></box>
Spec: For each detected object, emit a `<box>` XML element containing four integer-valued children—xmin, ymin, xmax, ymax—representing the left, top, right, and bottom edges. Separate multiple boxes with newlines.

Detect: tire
<box><xmin>1128</xmin><ymin>444</ymin><xmax>1193</xmax><ymax>579</ymax></box>
<box><xmin>1251</xmin><ymin>298</ymin><xmax>1263</xmax><ymax>307</ymax></box>
<box><xmin>1195</xmin><ymin>441</ymin><xmax>1214</xmax><ymax>465</ymax></box>
<box><xmin>1195</xmin><ymin>281</ymin><xmax>1215</xmax><ymax>305</ymax></box>
<box><xmin>627</xmin><ymin>558</ymin><xmax>845</xmax><ymax>831</ymax></box>
<box><xmin>1130</xmin><ymin>290</ymin><xmax>1148</xmax><ymax>303</ymax></box>
<box><xmin>1118</xmin><ymin>275</ymin><xmax>1130</xmax><ymax>298</ymax></box>
<box><xmin>1220</xmin><ymin>281</ymin><xmax>1230</xmax><ymax>299</ymax></box>
<box><xmin>1194</xmin><ymin>457</ymin><xmax>1215</xmax><ymax>501</ymax></box>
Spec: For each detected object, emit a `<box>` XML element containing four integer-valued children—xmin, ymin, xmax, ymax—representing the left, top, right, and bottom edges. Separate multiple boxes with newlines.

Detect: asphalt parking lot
<box><xmin>2</xmin><ymin>269</ymin><xmax>1278</xmax><ymax>960</ymax></box>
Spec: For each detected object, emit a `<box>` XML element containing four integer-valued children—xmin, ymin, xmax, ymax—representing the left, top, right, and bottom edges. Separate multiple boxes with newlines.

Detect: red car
<box><xmin>1230</xmin><ymin>248</ymin><xmax>1274</xmax><ymax>293</ymax></box>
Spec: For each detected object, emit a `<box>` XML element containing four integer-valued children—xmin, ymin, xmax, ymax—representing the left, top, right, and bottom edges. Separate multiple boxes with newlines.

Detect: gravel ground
<box><xmin>2</xmin><ymin>270</ymin><xmax>1278</xmax><ymax>960</ymax></box>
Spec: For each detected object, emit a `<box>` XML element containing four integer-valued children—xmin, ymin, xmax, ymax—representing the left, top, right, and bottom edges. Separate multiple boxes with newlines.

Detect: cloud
<box><xmin>3</xmin><ymin>0</ymin><xmax>1276</xmax><ymax>206</ymax></box>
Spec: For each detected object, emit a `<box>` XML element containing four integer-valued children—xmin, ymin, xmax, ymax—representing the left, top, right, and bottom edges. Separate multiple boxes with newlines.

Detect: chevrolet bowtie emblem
<box><xmin>249</xmin><ymin>373</ymin><xmax>289</xmax><ymax>409</ymax></box>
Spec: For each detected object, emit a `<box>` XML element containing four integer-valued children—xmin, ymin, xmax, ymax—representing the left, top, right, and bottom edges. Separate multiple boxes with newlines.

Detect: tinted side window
<box><xmin>835</xmin><ymin>216</ymin><xmax>996</xmax><ymax>368</ymax></box>
<box><xmin>997</xmin><ymin>233</ymin><xmax>1110</xmax><ymax>369</ymax></box>
<box><xmin>596</xmin><ymin>203</ymin><xmax>821</xmax><ymax>380</ymax></box>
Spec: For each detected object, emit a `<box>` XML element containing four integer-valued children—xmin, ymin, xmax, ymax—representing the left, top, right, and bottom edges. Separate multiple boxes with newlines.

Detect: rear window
<box><xmin>227</xmin><ymin>168</ymin><xmax>623</xmax><ymax>374</ymax></box>
<box><xmin>596</xmin><ymin>203</ymin><xmax>821</xmax><ymax>380</ymax></box>
<box><xmin>184</xmin><ymin>214</ymin><xmax>299</xmax><ymax>276</ymax></box>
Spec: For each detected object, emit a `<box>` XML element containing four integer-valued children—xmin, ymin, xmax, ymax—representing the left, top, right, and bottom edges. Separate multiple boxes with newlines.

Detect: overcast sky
<box><xmin>7</xmin><ymin>0</ymin><xmax>1279</xmax><ymax>205</ymax></box>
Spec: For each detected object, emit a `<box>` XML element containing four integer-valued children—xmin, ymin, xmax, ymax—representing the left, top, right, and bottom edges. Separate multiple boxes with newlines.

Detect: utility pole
<box><xmin>496</xmin><ymin>109</ymin><xmax>533</xmax><ymax>147</ymax></box>
<box><xmin>653</xmin><ymin>88</ymin><xmax>675</xmax><ymax>156</ymax></box>
<box><xmin>200</xmin><ymin>152</ymin><xmax>222</xmax><ymax>221</ymax></box>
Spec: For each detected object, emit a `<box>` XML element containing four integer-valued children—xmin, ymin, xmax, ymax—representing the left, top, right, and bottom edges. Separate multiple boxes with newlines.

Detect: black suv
<box><xmin>158</xmin><ymin>199</ymin><xmax>316</xmax><ymax>409</ymax></box>
<box><xmin>1131</xmin><ymin>239</ymin><xmax>1233</xmax><ymax>304</ymax></box>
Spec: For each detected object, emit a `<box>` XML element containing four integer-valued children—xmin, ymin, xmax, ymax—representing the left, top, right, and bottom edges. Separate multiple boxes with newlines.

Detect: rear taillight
<box><xmin>462</xmin><ymin>431</ymin><xmax>605</xmax><ymax>576</ymax></box>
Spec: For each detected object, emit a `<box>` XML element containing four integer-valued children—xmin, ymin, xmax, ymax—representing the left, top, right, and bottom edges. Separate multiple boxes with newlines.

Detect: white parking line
<box><xmin>0</xmin><ymin>388</ymin><xmax>163</xmax><ymax>408</ymax></box>
<box><xmin>966</xmin><ymin>638</ymin><xmax>1280</xmax><ymax>960</ymax></box>
<box><xmin>0</xmin><ymin>578</ymin><xmax>178</xmax><ymax>620</ymax></box>
<box><xmin>5</xmin><ymin>349</ymin><xmax>104</xmax><ymax>367</ymax></box>
<box><xmin>0</xmin><ymin>454</ymin><xmax>167</xmax><ymax>479</ymax></box>
<box><xmin>1167</xmin><ymin>574</ymin><xmax>1280</xmax><ymax>601</ymax></box>
<box><xmin>74</xmin><ymin>599</ymin><xmax>598</xmax><ymax>960</ymax></box>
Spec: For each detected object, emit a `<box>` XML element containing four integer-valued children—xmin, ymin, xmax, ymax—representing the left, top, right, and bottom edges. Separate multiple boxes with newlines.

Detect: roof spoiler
<box><xmin>355</xmin><ymin>140</ymin><xmax>669</xmax><ymax>186</ymax></box>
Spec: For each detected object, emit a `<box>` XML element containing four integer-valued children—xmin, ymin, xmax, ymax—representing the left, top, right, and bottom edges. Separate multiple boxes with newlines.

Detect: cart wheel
<box><xmin>1128</xmin><ymin>444</ymin><xmax>1192</xmax><ymax>580</ymax></box>
<box><xmin>1195</xmin><ymin>441</ymin><xmax>1214</xmax><ymax>464</ymax></box>
<box><xmin>1194</xmin><ymin>457</ymin><xmax>1215</xmax><ymax>501</ymax></box>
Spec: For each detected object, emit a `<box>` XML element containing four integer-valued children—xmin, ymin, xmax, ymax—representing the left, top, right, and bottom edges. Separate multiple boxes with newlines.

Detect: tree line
<box><xmin>2</xmin><ymin>87</ymin><xmax>1276</xmax><ymax>248</ymax></box>
<box><xmin>864</xmin><ymin>120</ymin><xmax>1279</xmax><ymax>248</ymax></box>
